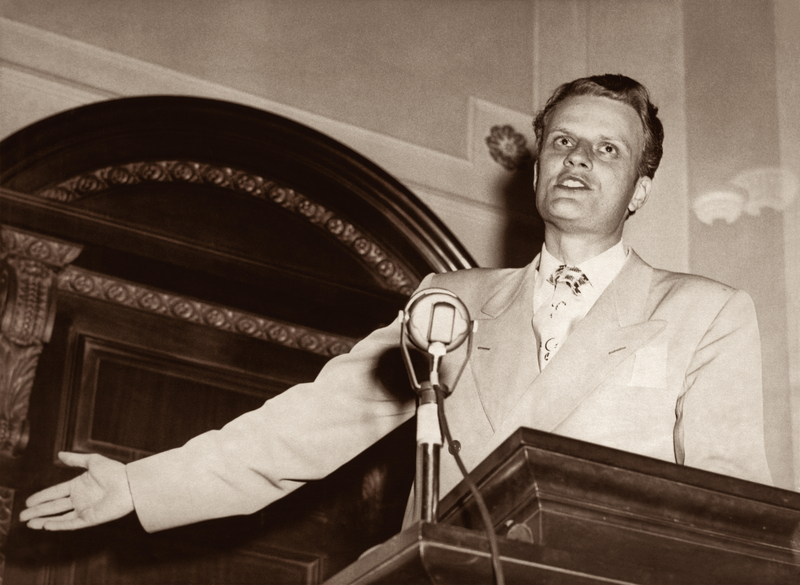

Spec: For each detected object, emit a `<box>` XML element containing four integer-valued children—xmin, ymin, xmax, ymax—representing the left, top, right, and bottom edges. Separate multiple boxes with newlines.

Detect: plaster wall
<box><xmin>682</xmin><ymin>0</ymin><xmax>798</xmax><ymax>490</ymax></box>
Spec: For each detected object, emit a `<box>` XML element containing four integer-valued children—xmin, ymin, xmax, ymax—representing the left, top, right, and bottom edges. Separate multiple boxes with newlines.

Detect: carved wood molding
<box><xmin>37</xmin><ymin>160</ymin><xmax>417</xmax><ymax>295</ymax></box>
<box><xmin>0</xmin><ymin>228</ymin><xmax>82</xmax><ymax>346</ymax></box>
<box><xmin>0</xmin><ymin>485</ymin><xmax>12</xmax><ymax>580</ymax></box>
<box><xmin>57</xmin><ymin>266</ymin><xmax>358</xmax><ymax>358</ymax></box>
<box><xmin>0</xmin><ymin>338</ymin><xmax>40</xmax><ymax>456</ymax></box>
<box><xmin>1</xmin><ymin>228</ymin><xmax>83</xmax><ymax>268</ymax></box>
<box><xmin>0</xmin><ymin>226</ymin><xmax>82</xmax><ymax>458</ymax></box>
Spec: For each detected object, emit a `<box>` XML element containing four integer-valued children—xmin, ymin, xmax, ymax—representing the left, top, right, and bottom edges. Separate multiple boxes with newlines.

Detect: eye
<box><xmin>598</xmin><ymin>143</ymin><xmax>618</xmax><ymax>156</ymax></box>
<box><xmin>553</xmin><ymin>135</ymin><xmax>572</xmax><ymax>148</ymax></box>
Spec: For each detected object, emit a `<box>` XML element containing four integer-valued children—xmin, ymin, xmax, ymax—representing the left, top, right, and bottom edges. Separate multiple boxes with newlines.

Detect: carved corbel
<box><xmin>0</xmin><ymin>226</ymin><xmax>82</xmax><ymax>458</ymax></box>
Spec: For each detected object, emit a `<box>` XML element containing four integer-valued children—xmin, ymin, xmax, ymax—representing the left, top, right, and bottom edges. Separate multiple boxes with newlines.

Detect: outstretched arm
<box><xmin>22</xmin><ymin>282</ymin><xmax>429</xmax><ymax>534</ymax></box>
<box><xmin>20</xmin><ymin>452</ymin><xmax>134</xmax><ymax>530</ymax></box>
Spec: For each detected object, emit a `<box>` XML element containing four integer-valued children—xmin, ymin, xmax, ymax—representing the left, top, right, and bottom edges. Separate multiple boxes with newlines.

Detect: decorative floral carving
<box><xmin>486</xmin><ymin>125</ymin><xmax>531</xmax><ymax>171</ymax></box>
<box><xmin>0</xmin><ymin>227</ymin><xmax>83</xmax><ymax>268</ymax></box>
<box><xmin>0</xmin><ymin>337</ymin><xmax>40</xmax><ymax>457</ymax></box>
<box><xmin>0</xmin><ymin>228</ymin><xmax>80</xmax><ymax>459</ymax></box>
<box><xmin>35</xmin><ymin>161</ymin><xmax>417</xmax><ymax>295</ymax></box>
<box><xmin>0</xmin><ymin>258</ymin><xmax>55</xmax><ymax>346</ymax></box>
<box><xmin>0</xmin><ymin>485</ymin><xmax>13</xmax><ymax>574</ymax></box>
<box><xmin>57</xmin><ymin>266</ymin><xmax>357</xmax><ymax>358</ymax></box>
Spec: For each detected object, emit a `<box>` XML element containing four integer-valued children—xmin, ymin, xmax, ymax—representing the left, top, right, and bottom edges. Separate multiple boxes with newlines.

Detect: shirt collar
<box><xmin>537</xmin><ymin>239</ymin><xmax>628</xmax><ymax>296</ymax></box>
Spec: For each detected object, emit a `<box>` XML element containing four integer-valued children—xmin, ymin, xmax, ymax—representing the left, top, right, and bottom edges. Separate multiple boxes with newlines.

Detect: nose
<box><xmin>564</xmin><ymin>142</ymin><xmax>592</xmax><ymax>169</ymax></box>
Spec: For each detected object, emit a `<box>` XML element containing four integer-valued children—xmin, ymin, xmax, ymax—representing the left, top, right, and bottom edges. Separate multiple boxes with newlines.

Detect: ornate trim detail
<box><xmin>1</xmin><ymin>258</ymin><xmax>55</xmax><ymax>346</ymax></box>
<box><xmin>1</xmin><ymin>228</ymin><xmax>83</xmax><ymax>268</ymax></box>
<box><xmin>57</xmin><ymin>266</ymin><xmax>357</xmax><ymax>358</ymax></box>
<box><xmin>0</xmin><ymin>227</ymin><xmax>81</xmax><ymax>458</ymax></box>
<box><xmin>485</xmin><ymin>125</ymin><xmax>531</xmax><ymax>171</ymax></box>
<box><xmin>0</xmin><ymin>227</ymin><xmax>81</xmax><ymax>346</ymax></box>
<box><xmin>36</xmin><ymin>161</ymin><xmax>417</xmax><ymax>295</ymax></box>
<box><xmin>0</xmin><ymin>338</ymin><xmax>39</xmax><ymax>456</ymax></box>
<box><xmin>0</xmin><ymin>485</ymin><xmax>13</xmax><ymax>579</ymax></box>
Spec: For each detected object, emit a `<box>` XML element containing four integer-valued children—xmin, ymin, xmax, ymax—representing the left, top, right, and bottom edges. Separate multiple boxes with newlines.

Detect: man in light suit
<box><xmin>20</xmin><ymin>74</ymin><xmax>773</xmax><ymax>534</ymax></box>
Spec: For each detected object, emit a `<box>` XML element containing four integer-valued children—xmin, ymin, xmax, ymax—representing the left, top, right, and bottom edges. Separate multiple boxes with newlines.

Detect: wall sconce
<box><xmin>692</xmin><ymin>167</ymin><xmax>798</xmax><ymax>225</ymax></box>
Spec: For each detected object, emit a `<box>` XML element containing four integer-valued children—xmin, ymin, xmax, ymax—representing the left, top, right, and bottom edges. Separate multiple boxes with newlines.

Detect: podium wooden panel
<box><xmin>324</xmin><ymin>428</ymin><xmax>800</xmax><ymax>584</ymax></box>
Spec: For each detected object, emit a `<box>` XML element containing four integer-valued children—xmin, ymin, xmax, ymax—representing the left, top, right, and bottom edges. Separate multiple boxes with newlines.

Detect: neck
<box><xmin>544</xmin><ymin>231</ymin><xmax>622</xmax><ymax>266</ymax></box>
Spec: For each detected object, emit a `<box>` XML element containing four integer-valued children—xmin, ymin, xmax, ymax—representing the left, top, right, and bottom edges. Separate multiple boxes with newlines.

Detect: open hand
<box><xmin>20</xmin><ymin>452</ymin><xmax>134</xmax><ymax>530</ymax></box>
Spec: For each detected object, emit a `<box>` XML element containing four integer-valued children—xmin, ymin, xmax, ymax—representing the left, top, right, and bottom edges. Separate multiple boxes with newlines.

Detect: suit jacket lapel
<box><xmin>482</xmin><ymin>250</ymin><xmax>667</xmax><ymax>452</ymax></box>
<box><xmin>467</xmin><ymin>259</ymin><xmax>540</xmax><ymax>430</ymax></box>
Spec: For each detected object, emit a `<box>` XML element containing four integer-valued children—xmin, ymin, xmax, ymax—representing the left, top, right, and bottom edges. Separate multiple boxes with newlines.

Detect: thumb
<box><xmin>57</xmin><ymin>452</ymin><xmax>93</xmax><ymax>469</ymax></box>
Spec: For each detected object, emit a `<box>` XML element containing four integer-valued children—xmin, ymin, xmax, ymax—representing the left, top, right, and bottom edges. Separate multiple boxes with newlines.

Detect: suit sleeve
<box><xmin>677</xmin><ymin>289</ymin><xmax>773</xmax><ymax>485</ymax></box>
<box><xmin>124</xmin><ymin>277</ymin><xmax>433</xmax><ymax>532</ymax></box>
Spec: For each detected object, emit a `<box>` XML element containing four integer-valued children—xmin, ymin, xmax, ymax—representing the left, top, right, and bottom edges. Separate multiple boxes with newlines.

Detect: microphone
<box><xmin>400</xmin><ymin>288</ymin><xmax>472</xmax><ymax>523</ymax></box>
<box><xmin>403</xmin><ymin>287</ymin><xmax>471</xmax><ymax>363</ymax></box>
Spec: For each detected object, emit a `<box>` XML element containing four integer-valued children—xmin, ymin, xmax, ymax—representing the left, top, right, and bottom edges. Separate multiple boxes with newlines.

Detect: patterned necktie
<box><xmin>532</xmin><ymin>265</ymin><xmax>590</xmax><ymax>369</ymax></box>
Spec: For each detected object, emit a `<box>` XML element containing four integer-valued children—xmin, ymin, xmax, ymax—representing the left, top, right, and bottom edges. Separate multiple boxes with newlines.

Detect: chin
<box><xmin>545</xmin><ymin>200</ymin><xmax>585</xmax><ymax>219</ymax></box>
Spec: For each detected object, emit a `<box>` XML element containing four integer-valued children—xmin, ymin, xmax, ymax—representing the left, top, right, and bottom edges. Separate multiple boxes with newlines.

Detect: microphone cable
<box><xmin>433</xmin><ymin>330</ymin><xmax>505</xmax><ymax>585</ymax></box>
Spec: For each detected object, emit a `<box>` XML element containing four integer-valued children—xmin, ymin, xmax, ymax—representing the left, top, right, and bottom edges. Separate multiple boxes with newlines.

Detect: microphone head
<box><xmin>403</xmin><ymin>288</ymin><xmax>471</xmax><ymax>353</ymax></box>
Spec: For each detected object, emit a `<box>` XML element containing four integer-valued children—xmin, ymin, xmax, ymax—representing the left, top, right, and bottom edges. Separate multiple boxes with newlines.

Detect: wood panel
<box><xmin>437</xmin><ymin>428</ymin><xmax>800</xmax><ymax>584</ymax></box>
<box><xmin>326</xmin><ymin>431</ymin><xmax>800</xmax><ymax>585</ymax></box>
<box><xmin>0</xmin><ymin>97</ymin><xmax>474</xmax><ymax>584</ymax></box>
<box><xmin>56</xmin><ymin>293</ymin><xmax>310</xmax><ymax>461</ymax></box>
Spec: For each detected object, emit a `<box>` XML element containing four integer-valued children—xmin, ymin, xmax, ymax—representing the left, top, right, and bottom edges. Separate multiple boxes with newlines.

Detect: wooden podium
<box><xmin>323</xmin><ymin>428</ymin><xmax>800</xmax><ymax>584</ymax></box>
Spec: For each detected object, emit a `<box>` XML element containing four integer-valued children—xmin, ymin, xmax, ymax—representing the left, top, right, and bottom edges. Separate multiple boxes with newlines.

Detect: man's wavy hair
<box><xmin>532</xmin><ymin>74</ymin><xmax>664</xmax><ymax>179</ymax></box>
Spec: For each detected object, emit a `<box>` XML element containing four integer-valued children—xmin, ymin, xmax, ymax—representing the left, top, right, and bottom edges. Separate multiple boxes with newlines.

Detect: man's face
<box><xmin>534</xmin><ymin>95</ymin><xmax>651</xmax><ymax>241</ymax></box>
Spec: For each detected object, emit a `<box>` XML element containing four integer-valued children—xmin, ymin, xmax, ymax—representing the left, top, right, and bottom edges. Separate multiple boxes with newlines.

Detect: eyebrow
<box><xmin>545</xmin><ymin>125</ymin><xmax>571</xmax><ymax>137</ymax></box>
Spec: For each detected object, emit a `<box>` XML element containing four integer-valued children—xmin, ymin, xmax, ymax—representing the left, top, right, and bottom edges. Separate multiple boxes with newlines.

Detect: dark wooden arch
<box><xmin>0</xmin><ymin>97</ymin><xmax>474</xmax><ymax>584</ymax></box>
<box><xmin>0</xmin><ymin>96</ymin><xmax>475</xmax><ymax>335</ymax></box>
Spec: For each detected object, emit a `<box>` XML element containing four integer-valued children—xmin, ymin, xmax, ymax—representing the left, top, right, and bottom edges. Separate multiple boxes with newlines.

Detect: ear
<box><xmin>532</xmin><ymin>160</ymin><xmax>539</xmax><ymax>192</ymax></box>
<box><xmin>628</xmin><ymin>176</ymin><xmax>652</xmax><ymax>214</ymax></box>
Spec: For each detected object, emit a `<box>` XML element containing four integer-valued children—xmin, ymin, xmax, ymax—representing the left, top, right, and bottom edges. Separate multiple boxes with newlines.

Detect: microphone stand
<box><xmin>414</xmin><ymin>343</ymin><xmax>446</xmax><ymax>523</ymax></box>
<box><xmin>416</xmin><ymin>380</ymin><xmax>440</xmax><ymax>522</ymax></box>
<box><xmin>400</xmin><ymin>310</ymin><xmax>449</xmax><ymax>524</ymax></box>
<box><xmin>416</xmin><ymin>341</ymin><xmax>447</xmax><ymax>523</ymax></box>
<box><xmin>400</xmin><ymin>292</ymin><xmax>505</xmax><ymax>584</ymax></box>
<box><xmin>399</xmin><ymin>290</ymin><xmax>469</xmax><ymax>524</ymax></box>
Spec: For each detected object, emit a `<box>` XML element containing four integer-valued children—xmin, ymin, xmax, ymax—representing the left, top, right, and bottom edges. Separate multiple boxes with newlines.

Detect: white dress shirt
<box><xmin>533</xmin><ymin>240</ymin><xmax>629</xmax><ymax>325</ymax></box>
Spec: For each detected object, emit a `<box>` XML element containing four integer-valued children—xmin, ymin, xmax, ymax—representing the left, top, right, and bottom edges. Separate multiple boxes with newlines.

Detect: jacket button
<box><xmin>448</xmin><ymin>440</ymin><xmax>461</xmax><ymax>454</ymax></box>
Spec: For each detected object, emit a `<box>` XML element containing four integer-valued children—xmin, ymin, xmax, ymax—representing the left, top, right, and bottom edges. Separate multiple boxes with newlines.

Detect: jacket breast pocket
<box><xmin>606</xmin><ymin>338</ymin><xmax>668</xmax><ymax>389</ymax></box>
<box><xmin>628</xmin><ymin>339</ymin><xmax>668</xmax><ymax>389</ymax></box>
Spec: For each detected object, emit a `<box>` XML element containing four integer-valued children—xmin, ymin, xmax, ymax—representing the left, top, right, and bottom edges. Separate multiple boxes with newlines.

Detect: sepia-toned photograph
<box><xmin>1</xmin><ymin>1</ymin><xmax>798</xmax><ymax>583</ymax></box>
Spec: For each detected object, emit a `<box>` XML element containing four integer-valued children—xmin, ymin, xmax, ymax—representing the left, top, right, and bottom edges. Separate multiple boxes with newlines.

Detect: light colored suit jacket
<box><xmin>127</xmin><ymin>249</ymin><xmax>772</xmax><ymax>532</ymax></box>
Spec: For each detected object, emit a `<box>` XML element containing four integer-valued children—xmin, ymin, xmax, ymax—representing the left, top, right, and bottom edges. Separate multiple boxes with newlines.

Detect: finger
<box><xmin>24</xmin><ymin>480</ymin><xmax>73</xmax><ymax>508</ymax></box>
<box><xmin>43</xmin><ymin>512</ymin><xmax>93</xmax><ymax>531</ymax></box>
<box><xmin>19</xmin><ymin>497</ymin><xmax>74</xmax><ymax>522</ymax></box>
<box><xmin>57</xmin><ymin>452</ymin><xmax>93</xmax><ymax>469</ymax></box>
<box><xmin>27</xmin><ymin>510</ymin><xmax>73</xmax><ymax>530</ymax></box>
<box><xmin>28</xmin><ymin>511</ymin><xmax>80</xmax><ymax>531</ymax></box>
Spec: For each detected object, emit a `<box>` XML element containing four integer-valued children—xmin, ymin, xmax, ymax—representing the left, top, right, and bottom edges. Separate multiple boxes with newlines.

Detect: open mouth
<box><xmin>556</xmin><ymin>176</ymin><xmax>590</xmax><ymax>189</ymax></box>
